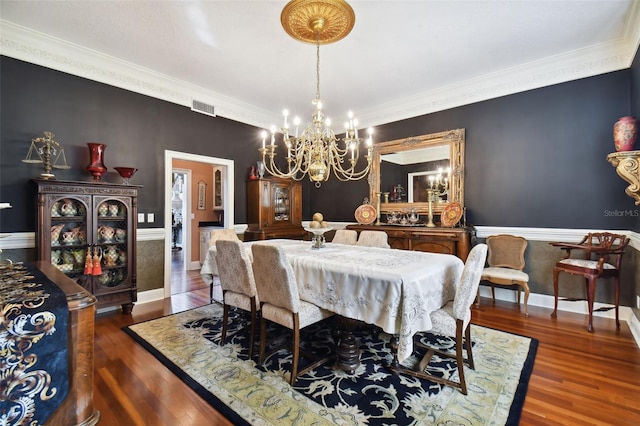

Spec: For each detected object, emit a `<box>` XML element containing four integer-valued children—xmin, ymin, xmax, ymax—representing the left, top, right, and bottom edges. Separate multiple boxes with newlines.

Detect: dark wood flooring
<box><xmin>93</xmin><ymin>258</ymin><xmax>640</xmax><ymax>425</ymax></box>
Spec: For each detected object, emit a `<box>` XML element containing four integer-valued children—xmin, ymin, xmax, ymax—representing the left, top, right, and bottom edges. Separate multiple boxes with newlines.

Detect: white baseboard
<box><xmin>630</xmin><ymin>314</ymin><xmax>640</xmax><ymax>349</ymax></box>
<box><xmin>136</xmin><ymin>288</ymin><xmax>165</xmax><ymax>304</ymax></box>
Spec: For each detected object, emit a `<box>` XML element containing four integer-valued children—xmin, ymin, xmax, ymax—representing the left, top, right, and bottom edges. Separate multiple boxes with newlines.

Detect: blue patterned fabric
<box><xmin>0</xmin><ymin>263</ymin><xmax>69</xmax><ymax>425</ymax></box>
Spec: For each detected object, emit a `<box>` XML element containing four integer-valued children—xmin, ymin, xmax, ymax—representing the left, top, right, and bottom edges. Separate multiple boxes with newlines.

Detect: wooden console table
<box><xmin>36</xmin><ymin>261</ymin><xmax>100</xmax><ymax>426</ymax></box>
<box><xmin>346</xmin><ymin>224</ymin><xmax>476</xmax><ymax>261</ymax></box>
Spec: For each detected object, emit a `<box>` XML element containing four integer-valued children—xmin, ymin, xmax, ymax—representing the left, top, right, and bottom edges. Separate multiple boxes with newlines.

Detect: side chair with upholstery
<box><xmin>550</xmin><ymin>232</ymin><xmax>630</xmax><ymax>332</ymax></box>
<box><xmin>480</xmin><ymin>234</ymin><xmax>530</xmax><ymax>316</ymax></box>
<box><xmin>332</xmin><ymin>229</ymin><xmax>358</xmax><ymax>245</ymax></box>
<box><xmin>208</xmin><ymin>228</ymin><xmax>241</xmax><ymax>301</ymax></box>
<box><xmin>251</xmin><ymin>243</ymin><xmax>334</xmax><ymax>385</ymax></box>
<box><xmin>215</xmin><ymin>239</ymin><xmax>260</xmax><ymax>359</ymax></box>
<box><xmin>356</xmin><ymin>230</ymin><xmax>390</xmax><ymax>248</ymax></box>
<box><xmin>390</xmin><ymin>243</ymin><xmax>488</xmax><ymax>395</ymax></box>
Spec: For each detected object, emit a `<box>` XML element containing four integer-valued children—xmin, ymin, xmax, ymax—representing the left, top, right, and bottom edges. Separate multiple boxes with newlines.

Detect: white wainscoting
<box><xmin>2</xmin><ymin>225</ymin><xmax>639</xmax><ymax>347</ymax></box>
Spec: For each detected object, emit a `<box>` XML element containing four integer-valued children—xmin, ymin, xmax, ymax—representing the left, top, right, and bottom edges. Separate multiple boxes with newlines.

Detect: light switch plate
<box><xmin>138</xmin><ymin>213</ymin><xmax>145</xmax><ymax>223</ymax></box>
<box><xmin>147</xmin><ymin>213</ymin><xmax>154</xmax><ymax>223</ymax></box>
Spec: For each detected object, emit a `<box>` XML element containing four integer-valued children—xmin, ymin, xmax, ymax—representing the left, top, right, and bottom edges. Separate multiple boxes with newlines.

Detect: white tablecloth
<box><xmin>201</xmin><ymin>239</ymin><xmax>464</xmax><ymax>361</ymax></box>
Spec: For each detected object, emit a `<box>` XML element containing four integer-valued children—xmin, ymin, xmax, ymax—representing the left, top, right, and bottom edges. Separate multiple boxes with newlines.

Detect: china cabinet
<box><xmin>244</xmin><ymin>177</ymin><xmax>306</xmax><ymax>241</ymax></box>
<box><xmin>34</xmin><ymin>179</ymin><xmax>139</xmax><ymax>313</ymax></box>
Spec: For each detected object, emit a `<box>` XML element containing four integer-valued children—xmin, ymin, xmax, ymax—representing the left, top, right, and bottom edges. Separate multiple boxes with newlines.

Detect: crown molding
<box><xmin>0</xmin><ymin>21</ymin><xmax>275</xmax><ymax>128</ymax></box>
<box><xmin>2</xmin><ymin>2</ymin><xmax>640</xmax><ymax>129</ymax></box>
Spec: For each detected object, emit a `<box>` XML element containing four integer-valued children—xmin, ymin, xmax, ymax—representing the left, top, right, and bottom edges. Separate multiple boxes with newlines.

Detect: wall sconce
<box><xmin>607</xmin><ymin>150</ymin><xmax>640</xmax><ymax>205</ymax></box>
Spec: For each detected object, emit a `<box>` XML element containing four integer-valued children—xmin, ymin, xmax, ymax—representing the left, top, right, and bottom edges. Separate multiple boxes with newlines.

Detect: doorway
<box><xmin>170</xmin><ymin>169</ymin><xmax>190</xmax><ymax>272</ymax></box>
<box><xmin>164</xmin><ymin>150</ymin><xmax>234</xmax><ymax>298</ymax></box>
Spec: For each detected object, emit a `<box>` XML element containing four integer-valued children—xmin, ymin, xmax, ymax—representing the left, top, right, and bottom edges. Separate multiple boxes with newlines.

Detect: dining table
<box><xmin>201</xmin><ymin>239</ymin><xmax>464</xmax><ymax>372</ymax></box>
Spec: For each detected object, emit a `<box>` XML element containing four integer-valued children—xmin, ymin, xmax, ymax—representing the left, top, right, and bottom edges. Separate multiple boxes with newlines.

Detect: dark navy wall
<box><xmin>0</xmin><ymin>57</ymin><xmax>263</xmax><ymax>232</ymax></box>
<box><xmin>1</xmin><ymin>54</ymin><xmax>638</xmax><ymax>232</ymax></box>
<box><xmin>311</xmin><ymin>71</ymin><xmax>637</xmax><ymax>230</ymax></box>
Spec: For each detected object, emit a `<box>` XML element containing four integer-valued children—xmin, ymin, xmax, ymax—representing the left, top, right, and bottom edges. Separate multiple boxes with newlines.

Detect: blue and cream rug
<box><xmin>124</xmin><ymin>303</ymin><xmax>537</xmax><ymax>426</ymax></box>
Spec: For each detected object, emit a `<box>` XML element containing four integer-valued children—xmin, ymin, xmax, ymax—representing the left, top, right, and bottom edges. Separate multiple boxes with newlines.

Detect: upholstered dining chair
<box><xmin>356</xmin><ymin>230</ymin><xmax>390</xmax><ymax>248</ymax></box>
<box><xmin>480</xmin><ymin>234</ymin><xmax>530</xmax><ymax>316</ymax></box>
<box><xmin>391</xmin><ymin>243</ymin><xmax>488</xmax><ymax>395</ymax></box>
<box><xmin>215</xmin><ymin>239</ymin><xmax>260</xmax><ymax>359</ymax></box>
<box><xmin>550</xmin><ymin>232</ymin><xmax>630</xmax><ymax>332</ymax></box>
<box><xmin>251</xmin><ymin>243</ymin><xmax>334</xmax><ymax>385</ymax></box>
<box><xmin>332</xmin><ymin>229</ymin><xmax>358</xmax><ymax>245</ymax></box>
<box><xmin>208</xmin><ymin>228</ymin><xmax>240</xmax><ymax>300</ymax></box>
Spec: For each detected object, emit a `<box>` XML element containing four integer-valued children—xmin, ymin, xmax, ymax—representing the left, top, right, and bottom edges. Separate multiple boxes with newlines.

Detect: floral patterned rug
<box><xmin>124</xmin><ymin>303</ymin><xmax>537</xmax><ymax>426</ymax></box>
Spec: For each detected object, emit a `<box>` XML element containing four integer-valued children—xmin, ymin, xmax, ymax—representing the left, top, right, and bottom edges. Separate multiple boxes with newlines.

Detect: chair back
<box><xmin>582</xmin><ymin>233</ymin><xmax>630</xmax><ymax>269</ymax></box>
<box><xmin>209</xmin><ymin>228</ymin><xmax>239</xmax><ymax>248</ymax></box>
<box><xmin>453</xmin><ymin>244</ymin><xmax>488</xmax><ymax>320</ymax></box>
<box><xmin>215</xmin><ymin>240</ymin><xmax>258</xmax><ymax>299</ymax></box>
<box><xmin>356</xmin><ymin>230</ymin><xmax>390</xmax><ymax>248</ymax></box>
<box><xmin>486</xmin><ymin>234</ymin><xmax>526</xmax><ymax>270</ymax></box>
<box><xmin>251</xmin><ymin>244</ymin><xmax>300</xmax><ymax>313</ymax></box>
<box><xmin>332</xmin><ymin>229</ymin><xmax>358</xmax><ymax>245</ymax></box>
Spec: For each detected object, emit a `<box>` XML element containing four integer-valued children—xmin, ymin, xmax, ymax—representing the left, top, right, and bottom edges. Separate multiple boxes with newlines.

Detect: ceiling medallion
<box><xmin>281</xmin><ymin>0</ymin><xmax>355</xmax><ymax>45</ymax></box>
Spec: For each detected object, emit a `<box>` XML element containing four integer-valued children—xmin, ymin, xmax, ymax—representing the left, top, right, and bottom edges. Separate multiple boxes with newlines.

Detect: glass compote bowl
<box><xmin>304</xmin><ymin>227</ymin><xmax>332</xmax><ymax>249</ymax></box>
<box><xmin>114</xmin><ymin>167</ymin><xmax>138</xmax><ymax>185</ymax></box>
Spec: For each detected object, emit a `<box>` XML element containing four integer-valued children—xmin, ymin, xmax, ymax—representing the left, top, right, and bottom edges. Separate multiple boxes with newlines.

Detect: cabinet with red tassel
<box><xmin>34</xmin><ymin>179</ymin><xmax>140</xmax><ymax>313</ymax></box>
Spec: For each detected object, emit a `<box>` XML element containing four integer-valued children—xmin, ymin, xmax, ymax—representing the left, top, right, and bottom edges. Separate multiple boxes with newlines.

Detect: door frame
<box><xmin>164</xmin><ymin>150</ymin><xmax>234</xmax><ymax>298</ymax></box>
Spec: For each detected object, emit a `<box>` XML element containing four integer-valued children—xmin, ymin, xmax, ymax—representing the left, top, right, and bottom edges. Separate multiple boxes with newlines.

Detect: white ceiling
<box><xmin>1</xmin><ymin>1</ymin><xmax>640</xmax><ymax>132</ymax></box>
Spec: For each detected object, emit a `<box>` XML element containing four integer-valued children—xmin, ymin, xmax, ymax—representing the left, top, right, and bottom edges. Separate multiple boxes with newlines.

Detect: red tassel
<box><xmin>83</xmin><ymin>247</ymin><xmax>93</xmax><ymax>275</ymax></box>
<box><xmin>92</xmin><ymin>246</ymin><xmax>102</xmax><ymax>275</ymax></box>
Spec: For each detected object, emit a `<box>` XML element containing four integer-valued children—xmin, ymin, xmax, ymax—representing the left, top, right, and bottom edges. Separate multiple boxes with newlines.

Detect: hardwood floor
<box><xmin>94</xmin><ymin>268</ymin><xmax>640</xmax><ymax>425</ymax></box>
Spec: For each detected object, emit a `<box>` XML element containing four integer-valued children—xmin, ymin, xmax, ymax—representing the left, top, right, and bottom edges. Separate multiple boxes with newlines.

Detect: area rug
<box><xmin>124</xmin><ymin>304</ymin><xmax>537</xmax><ymax>426</ymax></box>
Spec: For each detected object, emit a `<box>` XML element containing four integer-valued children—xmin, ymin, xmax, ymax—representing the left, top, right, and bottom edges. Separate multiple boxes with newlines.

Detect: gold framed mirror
<box><xmin>369</xmin><ymin>129</ymin><xmax>465</xmax><ymax>216</ymax></box>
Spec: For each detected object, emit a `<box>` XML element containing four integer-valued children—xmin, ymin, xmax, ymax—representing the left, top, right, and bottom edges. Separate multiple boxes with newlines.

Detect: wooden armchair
<box><xmin>480</xmin><ymin>235</ymin><xmax>530</xmax><ymax>316</ymax></box>
<box><xmin>550</xmin><ymin>232</ymin><xmax>630</xmax><ymax>332</ymax></box>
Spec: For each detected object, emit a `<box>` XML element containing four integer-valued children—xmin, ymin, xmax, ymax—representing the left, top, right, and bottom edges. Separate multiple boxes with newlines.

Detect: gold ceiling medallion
<box><xmin>281</xmin><ymin>0</ymin><xmax>355</xmax><ymax>45</ymax></box>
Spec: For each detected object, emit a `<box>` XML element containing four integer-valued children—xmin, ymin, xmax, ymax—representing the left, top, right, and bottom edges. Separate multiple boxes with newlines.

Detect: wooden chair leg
<box><xmin>586</xmin><ymin>277</ymin><xmax>596</xmax><ymax>333</ymax></box>
<box><xmin>259</xmin><ymin>314</ymin><xmax>267</xmax><ymax>364</ymax></box>
<box><xmin>464</xmin><ymin>323</ymin><xmax>474</xmax><ymax>370</ymax></box>
<box><xmin>551</xmin><ymin>268</ymin><xmax>560</xmax><ymax>318</ymax></box>
<box><xmin>248</xmin><ymin>305</ymin><xmax>257</xmax><ymax>360</ymax></box>
<box><xmin>522</xmin><ymin>283</ymin><xmax>530</xmax><ymax>317</ymax></box>
<box><xmin>614</xmin><ymin>277</ymin><xmax>621</xmax><ymax>328</ymax></box>
<box><xmin>221</xmin><ymin>303</ymin><xmax>229</xmax><ymax>345</ymax></box>
<box><xmin>290</xmin><ymin>314</ymin><xmax>300</xmax><ymax>385</ymax></box>
<box><xmin>455</xmin><ymin>323</ymin><xmax>467</xmax><ymax>395</ymax></box>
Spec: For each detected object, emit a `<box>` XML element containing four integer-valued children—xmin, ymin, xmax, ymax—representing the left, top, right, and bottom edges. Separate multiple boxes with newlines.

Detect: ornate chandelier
<box><xmin>259</xmin><ymin>0</ymin><xmax>373</xmax><ymax>187</ymax></box>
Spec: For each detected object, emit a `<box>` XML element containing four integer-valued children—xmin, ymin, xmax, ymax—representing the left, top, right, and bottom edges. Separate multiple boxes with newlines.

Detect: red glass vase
<box><xmin>87</xmin><ymin>143</ymin><xmax>107</xmax><ymax>181</ymax></box>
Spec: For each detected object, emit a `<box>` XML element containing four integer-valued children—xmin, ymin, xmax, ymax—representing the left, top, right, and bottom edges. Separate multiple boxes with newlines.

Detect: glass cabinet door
<box><xmin>273</xmin><ymin>186</ymin><xmax>290</xmax><ymax>222</ymax></box>
<box><xmin>94</xmin><ymin>197</ymin><xmax>131</xmax><ymax>293</ymax></box>
<box><xmin>49</xmin><ymin>196</ymin><xmax>90</xmax><ymax>280</ymax></box>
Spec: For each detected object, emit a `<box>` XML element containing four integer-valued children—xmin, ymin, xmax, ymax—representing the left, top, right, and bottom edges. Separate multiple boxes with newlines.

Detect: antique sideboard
<box><xmin>345</xmin><ymin>224</ymin><xmax>476</xmax><ymax>261</ymax></box>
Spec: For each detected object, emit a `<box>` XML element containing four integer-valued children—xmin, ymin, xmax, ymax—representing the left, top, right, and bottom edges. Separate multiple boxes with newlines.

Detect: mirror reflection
<box><xmin>369</xmin><ymin>129</ymin><xmax>465</xmax><ymax>215</ymax></box>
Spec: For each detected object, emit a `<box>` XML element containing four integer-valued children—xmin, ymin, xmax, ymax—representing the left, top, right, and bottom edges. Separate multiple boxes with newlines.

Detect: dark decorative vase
<box><xmin>87</xmin><ymin>143</ymin><xmax>107</xmax><ymax>181</ymax></box>
<box><xmin>613</xmin><ymin>116</ymin><xmax>637</xmax><ymax>152</ymax></box>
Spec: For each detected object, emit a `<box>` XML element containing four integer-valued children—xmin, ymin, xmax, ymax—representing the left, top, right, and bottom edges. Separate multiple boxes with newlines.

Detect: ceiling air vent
<box><xmin>191</xmin><ymin>100</ymin><xmax>216</xmax><ymax>117</ymax></box>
